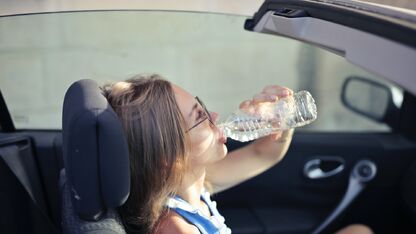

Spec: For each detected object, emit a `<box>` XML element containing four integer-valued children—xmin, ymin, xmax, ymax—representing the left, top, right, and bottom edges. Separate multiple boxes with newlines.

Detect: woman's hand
<box><xmin>239</xmin><ymin>85</ymin><xmax>294</xmax><ymax>141</ymax></box>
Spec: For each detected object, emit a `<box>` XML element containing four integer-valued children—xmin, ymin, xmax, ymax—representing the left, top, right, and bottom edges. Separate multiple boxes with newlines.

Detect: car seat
<box><xmin>61</xmin><ymin>79</ymin><xmax>130</xmax><ymax>233</ymax></box>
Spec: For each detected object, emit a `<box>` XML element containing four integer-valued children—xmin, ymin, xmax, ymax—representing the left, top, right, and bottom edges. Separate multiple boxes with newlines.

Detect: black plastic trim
<box><xmin>0</xmin><ymin>90</ymin><xmax>15</xmax><ymax>132</ymax></box>
<box><xmin>399</xmin><ymin>92</ymin><xmax>416</xmax><ymax>140</ymax></box>
<box><xmin>245</xmin><ymin>0</ymin><xmax>416</xmax><ymax>49</ymax></box>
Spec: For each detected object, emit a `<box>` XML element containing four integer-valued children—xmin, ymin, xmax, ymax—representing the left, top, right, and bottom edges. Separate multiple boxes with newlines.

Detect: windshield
<box><xmin>0</xmin><ymin>10</ymin><xmax>401</xmax><ymax>131</ymax></box>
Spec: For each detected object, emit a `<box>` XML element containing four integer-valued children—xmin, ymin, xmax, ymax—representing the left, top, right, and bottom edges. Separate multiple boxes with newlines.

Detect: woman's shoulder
<box><xmin>154</xmin><ymin>210</ymin><xmax>199</xmax><ymax>234</ymax></box>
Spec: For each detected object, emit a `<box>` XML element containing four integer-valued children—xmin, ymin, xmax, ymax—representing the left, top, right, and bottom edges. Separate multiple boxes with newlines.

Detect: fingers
<box><xmin>252</xmin><ymin>93</ymin><xmax>277</xmax><ymax>104</ymax></box>
<box><xmin>239</xmin><ymin>100</ymin><xmax>251</xmax><ymax>109</ymax></box>
<box><xmin>262</xmin><ymin>85</ymin><xmax>293</xmax><ymax>98</ymax></box>
<box><xmin>238</xmin><ymin>85</ymin><xmax>294</xmax><ymax>114</ymax></box>
<box><xmin>239</xmin><ymin>100</ymin><xmax>256</xmax><ymax>115</ymax></box>
<box><xmin>251</xmin><ymin>86</ymin><xmax>293</xmax><ymax>104</ymax></box>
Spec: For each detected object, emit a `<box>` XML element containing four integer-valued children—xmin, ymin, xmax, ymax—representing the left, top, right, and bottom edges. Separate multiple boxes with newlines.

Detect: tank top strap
<box><xmin>200</xmin><ymin>189</ymin><xmax>225</xmax><ymax>223</ymax></box>
<box><xmin>165</xmin><ymin>190</ymin><xmax>231</xmax><ymax>234</ymax></box>
<box><xmin>166</xmin><ymin>195</ymin><xmax>219</xmax><ymax>234</ymax></box>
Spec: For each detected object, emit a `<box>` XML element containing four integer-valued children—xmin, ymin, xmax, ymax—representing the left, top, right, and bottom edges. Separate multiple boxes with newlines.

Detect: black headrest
<box><xmin>62</xmin><ymin>79</ymin><xmax>130</xmax><ymax>221</ymax></box>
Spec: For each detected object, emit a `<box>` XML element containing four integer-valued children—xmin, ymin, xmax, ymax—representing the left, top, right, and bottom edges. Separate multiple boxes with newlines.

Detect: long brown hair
<box><xmin>102</xmin><ymin>74</ymin><xmax>187</xmax><ymax>233</ymax></box>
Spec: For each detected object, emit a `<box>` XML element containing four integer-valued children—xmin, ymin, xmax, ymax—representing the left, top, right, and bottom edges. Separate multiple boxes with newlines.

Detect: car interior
<box><xmin>1</xmin><ymin>0</ymin><xmax>416</xmax><ymax>234</ymax></box>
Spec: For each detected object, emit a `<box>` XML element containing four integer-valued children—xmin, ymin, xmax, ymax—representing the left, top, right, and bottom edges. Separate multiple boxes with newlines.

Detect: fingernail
<box><xmin>281</xmin><ymin>90</ymin><xmax>289</xmax><ymax>96</ymax></box>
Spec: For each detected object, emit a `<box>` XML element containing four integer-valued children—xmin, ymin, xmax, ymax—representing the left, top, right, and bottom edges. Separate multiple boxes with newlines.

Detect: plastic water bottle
<box><xmin>219</xmin><ymin>90</ymin><xmax>317</xmax><ymax>142</ymax></box>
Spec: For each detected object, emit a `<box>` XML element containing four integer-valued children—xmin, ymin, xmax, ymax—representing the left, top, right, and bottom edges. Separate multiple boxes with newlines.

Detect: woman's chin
<box><xmin>220</xmin><ymin>144</ymin><xmax>228</xmax><ymax>158</ymax></box>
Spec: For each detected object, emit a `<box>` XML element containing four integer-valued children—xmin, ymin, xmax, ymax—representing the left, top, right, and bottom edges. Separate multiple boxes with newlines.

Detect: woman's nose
<box><xmin>210</xmin><ymin>111</ymin><xmax>219</xmax><ymax>123</ymax></box>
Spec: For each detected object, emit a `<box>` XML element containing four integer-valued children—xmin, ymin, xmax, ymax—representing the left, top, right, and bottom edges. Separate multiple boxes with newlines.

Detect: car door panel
<box><xmin>0</xmin><ymin>133</ymin><xmax>59</xmax><ymax>234</ymax></box>
<box><xmin>217</xmin><ymin>133</ymin><xmax>416</xmax><ymax>234</ymax></box>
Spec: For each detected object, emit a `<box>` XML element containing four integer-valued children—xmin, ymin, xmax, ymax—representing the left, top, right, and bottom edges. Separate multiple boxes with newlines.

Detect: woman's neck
<box><xmin>177</xmin><ymin>167</ymin><xmax>206</xmax><ymax>208</ymax></box>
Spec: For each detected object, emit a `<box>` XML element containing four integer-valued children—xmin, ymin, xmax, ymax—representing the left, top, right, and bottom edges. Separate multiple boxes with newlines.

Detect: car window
<box><xmin>0</xmin><ymin>11</ymin><xmax>402</xmax><ymax>131</ymax></box>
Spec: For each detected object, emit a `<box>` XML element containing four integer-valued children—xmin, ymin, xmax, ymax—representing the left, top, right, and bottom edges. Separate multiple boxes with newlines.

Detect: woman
<box><xmin>102</xmin><ymin>74</ymin><xmax>372</xmax><ymax>234</ymax></box>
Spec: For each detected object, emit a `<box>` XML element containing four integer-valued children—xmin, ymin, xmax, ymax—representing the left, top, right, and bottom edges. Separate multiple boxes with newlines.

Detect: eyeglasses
<box><xmin>186</xmin><ymin>96</ymin><xmax>214</xmax><ymax>132</ymax></box>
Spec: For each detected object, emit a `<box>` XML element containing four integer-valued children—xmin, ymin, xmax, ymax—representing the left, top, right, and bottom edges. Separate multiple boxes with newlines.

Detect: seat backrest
<box><xmin>61</xmin><ymin>79</ymin><xmax>130</xmax><ymax>232</ymax></box>
<box><xmin>60</xmin><ymin>169</ymin><xmax>127</xmax><ymax>234</ymax></box>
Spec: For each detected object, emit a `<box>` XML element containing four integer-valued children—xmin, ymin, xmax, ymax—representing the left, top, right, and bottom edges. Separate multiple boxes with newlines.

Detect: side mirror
<box><xmin>341</xmin><ymin>76</ymin><xmax>400</xmax><ymax>129</ymax></box>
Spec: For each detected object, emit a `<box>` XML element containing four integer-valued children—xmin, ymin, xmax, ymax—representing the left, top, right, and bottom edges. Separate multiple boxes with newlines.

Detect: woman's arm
<box><xmin>206</xmin><ymin>129</ymin><xmax>293</xmax><ymax>193</ymax></box>
<box><xmin>206</xmin><ymin>85</ymin><xmax>294</xmax><ymax>193</ymax></box>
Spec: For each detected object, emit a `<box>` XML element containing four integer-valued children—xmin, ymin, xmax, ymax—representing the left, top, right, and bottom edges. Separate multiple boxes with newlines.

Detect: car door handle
<box><xmin>304</xmin><ymin>157</ymin><xmax>345</xmax><ymax>179</ymax></box>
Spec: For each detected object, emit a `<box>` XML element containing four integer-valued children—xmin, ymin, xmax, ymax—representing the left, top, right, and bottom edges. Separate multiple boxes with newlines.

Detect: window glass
<box><xmin>0</xmin><ymin>11</ymin><xmax>402</xmax><ymax>131</ymax></box>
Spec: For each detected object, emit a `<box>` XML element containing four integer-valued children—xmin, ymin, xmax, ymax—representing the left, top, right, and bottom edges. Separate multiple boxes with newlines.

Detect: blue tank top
<box><xmin>166</xmin><ymin>190</ymin><xmax>231</xmax><ymax>234</ymax></box>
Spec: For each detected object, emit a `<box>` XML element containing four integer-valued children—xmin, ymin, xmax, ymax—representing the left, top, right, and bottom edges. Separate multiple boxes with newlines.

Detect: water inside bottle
<box><xmin>218</xmin><ymin>113</ymin><xmax>275</xmax><ymax>142</ymax></box>
<box><xmin>219</xmin><ymin>90</ymin><xmax>317</xmax><ymax>142</ymax></box>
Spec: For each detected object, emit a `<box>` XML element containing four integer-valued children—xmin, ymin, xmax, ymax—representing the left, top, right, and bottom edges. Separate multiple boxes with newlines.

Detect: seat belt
<box><xmin>0</xmin><ymin>143</ymin><xmax>59</xmax><ymax>233</ymax></box>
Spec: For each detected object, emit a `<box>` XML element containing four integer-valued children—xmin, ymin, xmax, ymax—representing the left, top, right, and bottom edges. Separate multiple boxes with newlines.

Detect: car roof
<box><xmin>317</xmin><ymin>0</ymin><xmax>416</xmax><ymax>19</ymax></box>
<box><xmin>0</xmin><ymin>0</ymin><xmax>262</xmax><ymax>17</ymax></box>
<box><xmin>1</xmin><ymin>0</ymin><xmax>414</xmax><ymax>17</ymax></box>
<box><xmin>246</xmin><ymin>0</ymin><xmax>416</xmax><ymax>95</ymax></box>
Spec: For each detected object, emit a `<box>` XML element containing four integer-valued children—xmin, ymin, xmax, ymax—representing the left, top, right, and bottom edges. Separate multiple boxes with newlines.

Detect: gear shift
<box><xmin>311</xmin><ymin>160</ymin><xmax>377</xmax><ymax>234</ymax></box>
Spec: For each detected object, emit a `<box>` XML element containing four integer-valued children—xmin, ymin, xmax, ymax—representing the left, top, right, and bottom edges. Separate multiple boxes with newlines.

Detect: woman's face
<box><xmin>172</xmin><ymin>84</ymin><xmax>228</xmax><ymax>168</ymax></box>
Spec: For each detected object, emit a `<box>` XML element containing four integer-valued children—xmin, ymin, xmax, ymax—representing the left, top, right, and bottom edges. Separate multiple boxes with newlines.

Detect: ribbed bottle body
<box><xmin>219</xmin><ymin>90</ymin><xmax>317</xmax><ymax>142</ymax></box>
